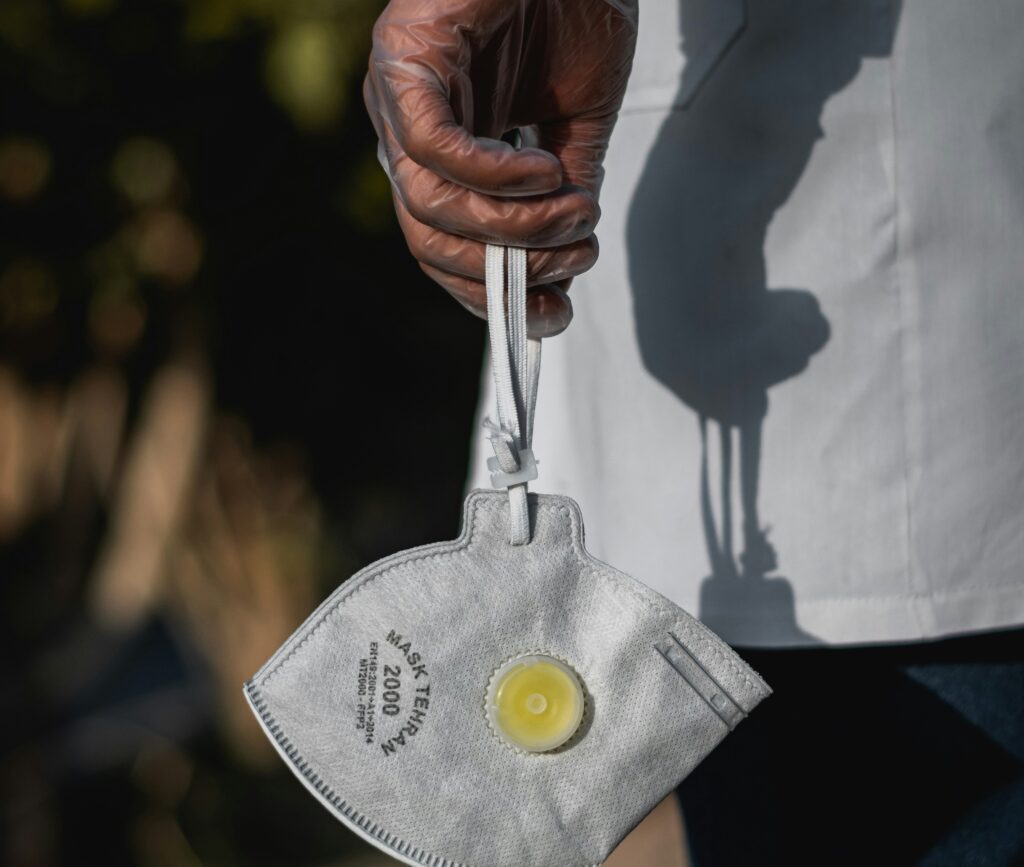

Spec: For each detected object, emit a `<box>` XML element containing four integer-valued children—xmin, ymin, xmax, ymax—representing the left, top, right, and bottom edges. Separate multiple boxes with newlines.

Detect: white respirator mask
<box><xmin>245</xmin><ymin>245</ymin><xmax>772</xmax><ymax>866</ymax></box>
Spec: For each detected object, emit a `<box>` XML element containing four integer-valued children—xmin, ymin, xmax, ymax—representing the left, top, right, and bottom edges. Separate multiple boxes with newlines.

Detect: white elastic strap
<box><xmin>484</xmin><ymin>245</ymin><xmax>541</xmax><ymax>545</ymax></box>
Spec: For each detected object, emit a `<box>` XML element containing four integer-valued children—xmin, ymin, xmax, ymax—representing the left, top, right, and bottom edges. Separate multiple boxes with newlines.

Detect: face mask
<box><xmin>245</xmin><ymin>245</ymin><xmax>772</xmax><ymax>867</ymax></box>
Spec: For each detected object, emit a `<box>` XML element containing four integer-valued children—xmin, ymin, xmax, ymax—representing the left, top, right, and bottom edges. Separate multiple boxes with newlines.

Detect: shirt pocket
<box><xmin>622</xmin><ymin>0</ymin><xmax>746</xmax><ymax>114</ymax></box>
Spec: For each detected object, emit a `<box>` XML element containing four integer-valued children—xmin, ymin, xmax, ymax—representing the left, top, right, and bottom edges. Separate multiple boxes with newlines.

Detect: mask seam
<box><xmin>556</xmin><ymin>501</ymin><xmax>770</xmax><ymax>702</ymax></box>
<box><xmin>245</xmin><ymin>680</ymin><xmax>603</xmax><ymax>867</ymax></box>
<box><xmin>245</xmin><ymin>680</ymin><xmax>485</xmax><ymax>867</ymax></box>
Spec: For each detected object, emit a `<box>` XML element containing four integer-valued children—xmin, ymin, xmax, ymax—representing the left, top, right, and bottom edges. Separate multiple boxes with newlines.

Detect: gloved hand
<box><xmin>364</xmin><ymin>0</ymin><xmax>638</xmax><ymax>336</ymax></box>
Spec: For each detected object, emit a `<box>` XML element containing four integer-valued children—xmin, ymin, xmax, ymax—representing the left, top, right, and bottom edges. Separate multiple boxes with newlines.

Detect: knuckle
<box><xmin>401</xmin><ymin>223</ymin><xmax>431</xmax><ymax>263</ymax></box>
<box><xmin>420</xmin><ymin>122</ymin><xmax>466</xmax><ymax>173</ymax></box>
<box><xmin>525</xmin><ymin>194</ymin><xmax>600</xmax><ymax>247</ymax></box>
<box><xmin>527</xmin><ymin>250</ymin><xmax>562</xmax><ymax>283</ymax></box>
<box><xmin>575</xmin><ymin>196</ymin><xmax>601</xmax><ymax>235</ymax></box>
<box><xmin>400</xmin><ymin>133</ymin><xmax>429</xmax><ymax>169</ymax></box>
<box><xmin>402</xmin><ymin>234</ymin><xmax>424</xmax><ymax>264</ymax></box>
<box><xmin>400</xmin><ymin>123</ymin><xmax>441</xmax><ymax>172</ymax></box>
<box><xmin>401</xmin><ymin>174</ymin><xmax>440</xmax><ymax>227</ymax></box>
<box><xmin>527</xmin><ymin>236</ymin><xmax>600</xmax><ymax>284</ymax></box>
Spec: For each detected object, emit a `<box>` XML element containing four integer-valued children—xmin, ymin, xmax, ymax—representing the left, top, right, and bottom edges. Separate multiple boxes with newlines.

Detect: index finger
<box><xmin>366</xmin><ymin>61</ymin><xmax>563</xmax><ymax>197</ymax></box>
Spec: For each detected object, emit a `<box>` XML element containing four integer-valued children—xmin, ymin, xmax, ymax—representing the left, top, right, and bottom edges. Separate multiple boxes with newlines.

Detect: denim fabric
<box><xmin>677</xmin><ymin>628</ymin><xmax>1024</xmax><ymax>866</ymax></box>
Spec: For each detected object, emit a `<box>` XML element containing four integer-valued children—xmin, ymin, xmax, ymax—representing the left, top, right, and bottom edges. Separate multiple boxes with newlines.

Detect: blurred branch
<box><xmin>168</xmin><ymin>419</ymin><xmax>322</xmax><ymax>767</ymax></box>
<box><xmin>88</xmin><ymin>356</ymin><xmax>210</xmax><ymax>630</ymax></box>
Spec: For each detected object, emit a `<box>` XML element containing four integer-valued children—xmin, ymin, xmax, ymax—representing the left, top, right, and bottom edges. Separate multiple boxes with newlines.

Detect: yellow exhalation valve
<box><xmin>485</xmin><ymin>654</ymin><xmax>585</xmax><ymax>753</ymax></box>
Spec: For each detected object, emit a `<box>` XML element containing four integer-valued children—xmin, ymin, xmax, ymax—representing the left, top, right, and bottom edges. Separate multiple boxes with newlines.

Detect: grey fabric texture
<box><xmin>246</xmin><ymin>491</ymin><xmax>771</xmax><ymax>866</ymax></box>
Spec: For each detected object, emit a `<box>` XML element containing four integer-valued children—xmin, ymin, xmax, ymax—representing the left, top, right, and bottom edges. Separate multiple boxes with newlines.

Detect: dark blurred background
<box><xmin>0</xmin><ymin>1</ymin><xmax>485</xmax><ymax>864</ymax></box>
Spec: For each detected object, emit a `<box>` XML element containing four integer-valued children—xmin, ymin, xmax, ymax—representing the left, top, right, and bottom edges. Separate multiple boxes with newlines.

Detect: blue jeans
<box><xmin>676</xmin><ymin>628</ymin><xmax>1024</xmax><ymax>866</ymax></box>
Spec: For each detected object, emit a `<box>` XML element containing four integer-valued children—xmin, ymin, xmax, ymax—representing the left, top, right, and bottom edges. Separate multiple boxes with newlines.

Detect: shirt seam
<box><xmin>884</xmin><ymin>11</ymin><xmax>926</xmax><ymax>635</ymax></box>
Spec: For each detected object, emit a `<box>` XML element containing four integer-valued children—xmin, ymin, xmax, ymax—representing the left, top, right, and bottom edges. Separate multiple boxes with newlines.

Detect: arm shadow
<box><xmin>626</xmin><ymin>0</ymin><xmax>902</xmax><ymax>644</ymax></box>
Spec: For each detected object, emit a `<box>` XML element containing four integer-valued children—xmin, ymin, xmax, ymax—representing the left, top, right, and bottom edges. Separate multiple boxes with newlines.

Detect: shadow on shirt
<box><xmin>626</xmin><ymin>0</ymin><xmax>902</xmax><ymax>644</ymax></box>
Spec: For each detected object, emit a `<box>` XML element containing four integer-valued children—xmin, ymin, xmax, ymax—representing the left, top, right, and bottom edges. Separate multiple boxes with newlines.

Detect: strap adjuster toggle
<box><xmin>487</xmin><ymin>448</ymin><xmax>538</xmax><ymax>489</ymax></box>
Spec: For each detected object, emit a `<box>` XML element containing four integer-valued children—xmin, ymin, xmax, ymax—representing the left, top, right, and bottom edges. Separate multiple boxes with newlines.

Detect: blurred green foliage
<box><xmin>0</xmin><ymin>1</ymin><xmax>485</xmax><ymax>865</ymax></box>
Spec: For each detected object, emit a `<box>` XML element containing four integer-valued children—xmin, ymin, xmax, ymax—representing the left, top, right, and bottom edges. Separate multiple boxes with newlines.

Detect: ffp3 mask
<box><xmin>245</xmin><ymin>246</ymin><xmax>771</xmax><ymax>866</ymax></box>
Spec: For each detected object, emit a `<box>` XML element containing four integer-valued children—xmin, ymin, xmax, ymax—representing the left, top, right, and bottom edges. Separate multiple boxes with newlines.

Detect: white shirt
<box><xmin>471</xmin><ymin>0</ymin><xmax>1024</xmax><ymax>647</ymax></box>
